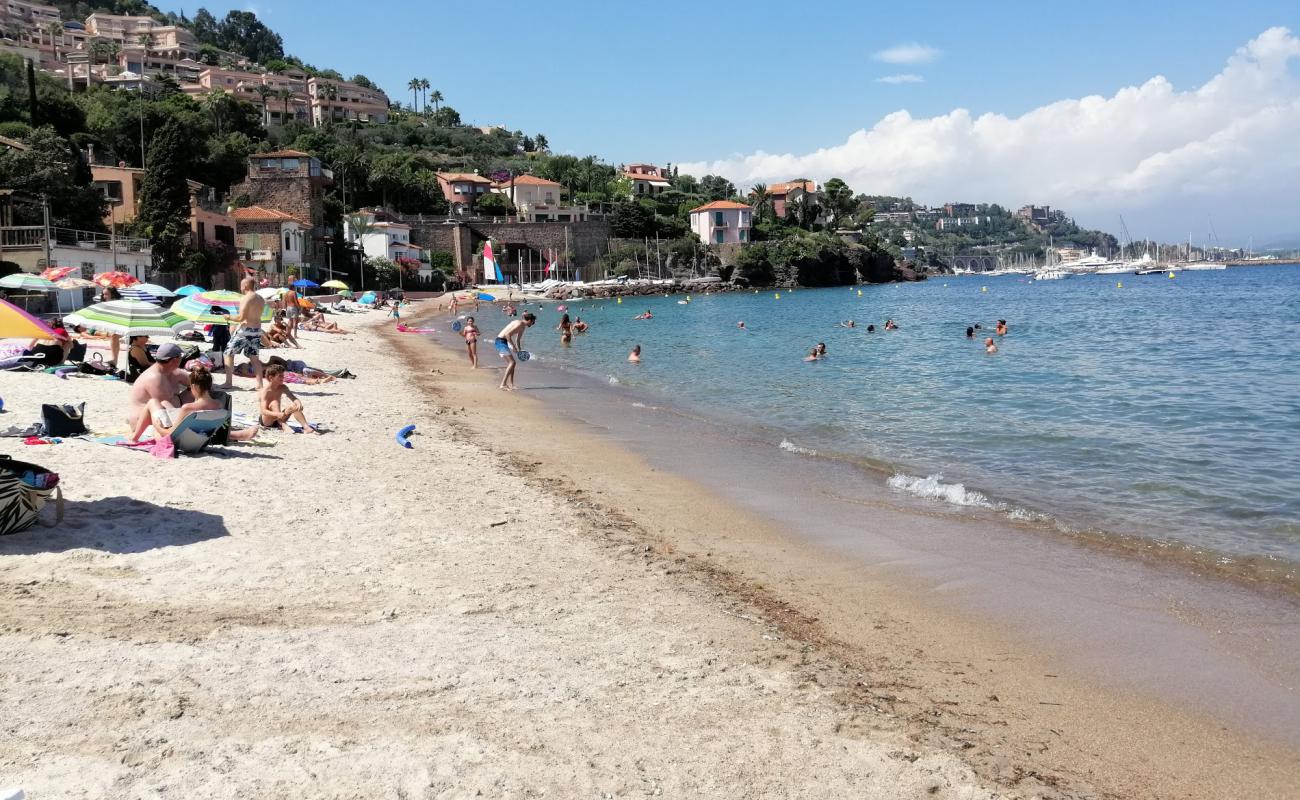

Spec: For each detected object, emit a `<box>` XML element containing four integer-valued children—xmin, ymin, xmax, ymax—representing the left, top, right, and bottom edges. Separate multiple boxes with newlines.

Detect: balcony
<box><xmin>1</xmin><ymin>226</ymin><xmax>150</xmax><ymax>253</ymax></box>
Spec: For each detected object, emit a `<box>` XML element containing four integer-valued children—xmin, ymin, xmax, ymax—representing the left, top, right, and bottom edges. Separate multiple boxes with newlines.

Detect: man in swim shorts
<box><xmin>495</xmin><ymin>312</ymin><xmax>535</xmax><ymax>391</ymax></box>
<box><xmin>223</xmin><ymin>277</ymin><xmax>266</xmax><ymax>390</ymax></box>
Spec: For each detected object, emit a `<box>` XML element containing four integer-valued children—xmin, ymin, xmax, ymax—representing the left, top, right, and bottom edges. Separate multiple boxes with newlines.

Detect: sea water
<box><xmin>495</xmin><ymin>265</ymin><xmax>1300</xmax><ymax>572</ymax></box>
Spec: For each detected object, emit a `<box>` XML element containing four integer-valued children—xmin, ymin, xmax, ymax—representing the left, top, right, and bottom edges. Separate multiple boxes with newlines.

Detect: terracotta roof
<box><xmin>230</xmin><ymin>205</ymin><xmax>307</xmax><ymax>224</ymax></box>
<box><xmin>624</xmin><ymin>172</ymin><xmax>671</xmax><ymax>183</ymax></box>
<box><xmin>689</xmin><ymin>201</ymin><xmax>753</xmax><ymax>213</ymax></box>
<box><xmin>252</xmin><ymin>149</ymin><xmax>311</xmax><ymax>158</ymax></box>
<box><xmin>504</xmin><ymin>174</ymin><xmax>562</xmax><ymax>187</ymax></box>
<box><xmin>768</xmin><ymin>180</ymin><xmax>815</xmax><ymax>196</ymax></box>
<box><xmin>437</xmin><ymin>172</ymin><xmax>493</xmax><ymax>184</ymax></box>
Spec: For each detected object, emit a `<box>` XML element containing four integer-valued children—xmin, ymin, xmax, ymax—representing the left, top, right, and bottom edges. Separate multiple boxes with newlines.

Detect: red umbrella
<box><xmin>40</xmin><ymin>266</ymin><xmax>77</xmax><ymax>282</ymax></box>
<box><xmin>92</xmin><ymin>271</ymin><xmax>140</xmax><ymax>289</ymax></box>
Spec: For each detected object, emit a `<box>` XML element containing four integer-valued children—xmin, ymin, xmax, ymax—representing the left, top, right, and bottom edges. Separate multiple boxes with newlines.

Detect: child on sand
<box><xmin>259</xmin><ymin>363</ymin><xmax>321</xmax><ymax>433</ymax></box>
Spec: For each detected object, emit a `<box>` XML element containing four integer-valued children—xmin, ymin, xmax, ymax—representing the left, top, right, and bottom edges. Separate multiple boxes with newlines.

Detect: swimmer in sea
<box><xmin>838</xmin><ymin>320</ymin><xmax>855</xmax><ymax>328</ymax></box>
<box><xmin>804</xmin><ymin>347</ymin><xmax>821</xmax><ymax>362</ymax></box>
<box><xmin>573</xmin><ymin>318</ymin><xmax>589</xmax><ymax>333</ymax></box>
<box><xmin>966</xmin><ymin>326</ymin><xmax>975</xmax><ymax>338</ymax></box>
<box><xmin>996</xmin><ymin>319</ymin><xmax>1008</xmax><ymax>336</ymax></box>
<box><xmin>628</xmin><ymin>344</ymin><xmax>641</xmax><ymax>363</ymax></box>
<box><xmin>985</xmin><ymin>337</ymin><xmax>998</xmax><ymax>354</ymax></box>
<box><xmin>816</xmin><ymin>342</ymin><xmax>827</xmax><ymax>357</ymax></box>
<box><xmin>557</xmin><ymin>313</ymin><xmax>572</xmax><ymax>344</ymax></box>
<box><xmin>866</xmin><ymin>324</ymin><xmax>875</xmax><ymax>332</ymax></box>
<box><xmin>634</xmin><ymin>311</ymin><xmax>653</xmax><ymax>320</ymax></box>
<box><xmin>737</xmin><ymin>321</ymin><xmax>746</xmax><ymax>330</ymax></box>
<box><xmin>884</xmin><ymin>319</ymin><xmax>899</xmax><ymax>331</ymax></box>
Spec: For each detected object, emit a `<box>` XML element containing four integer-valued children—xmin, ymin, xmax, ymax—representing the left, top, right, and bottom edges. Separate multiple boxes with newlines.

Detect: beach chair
<box><xmin>169</xmin><ymin>410</ymin><xmax>230</xmax><ymax>454</ymax></box>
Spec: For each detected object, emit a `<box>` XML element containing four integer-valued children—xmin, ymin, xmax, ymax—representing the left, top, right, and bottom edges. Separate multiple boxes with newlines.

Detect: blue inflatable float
<box><xmin>395</xmin><ymin>424</ymin><xmax>416</xmax><ymax>448</ymax></box>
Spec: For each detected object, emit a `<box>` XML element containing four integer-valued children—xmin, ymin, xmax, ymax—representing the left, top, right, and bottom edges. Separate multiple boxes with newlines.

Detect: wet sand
<box><xmin>405</xmin><ymin>305</ymin><xmax>1300</xmax><ymax>799</ymax></box>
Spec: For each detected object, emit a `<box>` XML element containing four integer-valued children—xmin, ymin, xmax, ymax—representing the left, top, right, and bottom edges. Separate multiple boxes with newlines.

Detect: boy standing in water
<box><xmin>495</xmin><ymin>312</ymin><xmax>535</xmax><ymax>391</ymax></box>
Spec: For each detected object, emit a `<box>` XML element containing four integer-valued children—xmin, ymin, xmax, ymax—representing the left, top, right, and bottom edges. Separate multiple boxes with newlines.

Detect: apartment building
<box><xmin>493</xmin><ymin>175</ymin><xmax>590</xmax><ymax>222</ymax></box>
<box><xmin>623</xmin><ymin>163</ymin><xmax>672</xmax><ymax>197</ymax></box>
<box><xmin>307</xmin><ymin>76</ymin><xmax>389</xmax><ymax>125</ymax></box>
<box><xmin>690</xmin><ymin>201</ymin><xmax>753</xmax><ymax>244</ymax></box>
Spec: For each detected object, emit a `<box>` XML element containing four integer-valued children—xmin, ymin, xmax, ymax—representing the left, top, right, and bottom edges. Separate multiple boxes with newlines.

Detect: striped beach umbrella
<box><xmin>0</xmin><ymin>297</ymin><xmax>57</xmax><ymax>339</ymax></box>
<box><xmin>92</xmin><ymin>271</ymin><xmax>140</xmax><ymax>289</ymax></box>
<box><xmin>63</xmin><ymin>300</ymin><xmax>192</xmax><ymax>337</ymax></box>
<box><xmin>39</xmin><ymin>266</ymin><xmax>78</xmax><ymax>282</ymax></box>
<box><xmin>136</xmin><ymin>283</ymin><xmax>176</xmax><ymax>298</ymax></box>
<box><xmin>171</xmin><ymin>290</ymin><xmax>272</xmax><ymax>325</ymax></box>
<box><xmin>0</xmin><ymin>273</ymin><xmax>58</xmax><ymax>291</ymax></box>
<box><xmin>175</xmin><ymin>284</ymin><xmax>206</xmax><ymax>296</ymax></box>
<box><xmin>120</xmin><ymin>286</ymin><xmax>161</xmax><ymax>304</ymax></box>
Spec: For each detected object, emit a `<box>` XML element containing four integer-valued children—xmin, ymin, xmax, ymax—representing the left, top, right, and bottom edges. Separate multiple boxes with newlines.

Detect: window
<box><xmin>739</xmin><ymin>229</ymin><xmax>748</xmax><ymax>242</ymax></box>
<box><xmin>714</xmin><ymin>211</ymin><xmax>724</xmax><ymax>226</ymax></box>
<box><xmin>282</xmin><ymin>158</ymin><xmax>299</xmax><ymax>171</ymax></box>
<box><xmin>544</xmin><ymin>192</ymin><xmax>554</xmax><ymax>204</ymax></box>
<box><xmin>740</xmin><ymin>212</ymin><xmax>750</xmax><ymax>227</ymax></box>
<box><xmin>284</xmin><ymin>232</ymin><xmax>292</xmax><ymax>251</ymax></box>
<box><xmin>261</xmin><ymin>158</ymin><xmax>277</xmax><ymax>169</ymax></box>
<box><xmin>714</xmin><ymin>230</ymin><xmax>724</xmax><ymax>244</ymax></box>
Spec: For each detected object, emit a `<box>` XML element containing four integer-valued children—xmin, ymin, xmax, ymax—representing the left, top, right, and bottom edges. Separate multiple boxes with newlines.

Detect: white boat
<box><xmin>1057</xmin><ymin>252</ymin><xmax>1116</xmax><ymax>272</ymax></box>
<box><xmin>1180</xmin><ymin>261</ymin><xmax>1227</xmax><ymax>271</ymax></box>
<box><xmin>1034</xmin><ymin>268</ymin><xmax>1072</xmax><ymax>280</ymax></box>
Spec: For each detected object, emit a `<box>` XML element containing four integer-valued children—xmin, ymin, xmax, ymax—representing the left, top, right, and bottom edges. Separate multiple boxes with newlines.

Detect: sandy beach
<box><xmin>0</xmin><ymin>301</ymin><xmax>1296</xmax><ymax>799</ymax></box>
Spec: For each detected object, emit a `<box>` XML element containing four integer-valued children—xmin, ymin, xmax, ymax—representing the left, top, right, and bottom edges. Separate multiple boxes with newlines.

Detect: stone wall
<box><xmin>405</xmin><ymin>219</ymin><xmax>611</xmax><ymax>281</ymax></box>
<box><xmin>229</xmin><ymin>172</ymin><xmax>326</xmax><ymax>229</ymax></box>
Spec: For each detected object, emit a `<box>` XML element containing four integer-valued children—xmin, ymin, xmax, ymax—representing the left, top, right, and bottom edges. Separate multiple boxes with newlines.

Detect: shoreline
<box><xmin>402</xmin><ymin>303</ymin><xmax>1300</xmax><ymax>798</ymax></box>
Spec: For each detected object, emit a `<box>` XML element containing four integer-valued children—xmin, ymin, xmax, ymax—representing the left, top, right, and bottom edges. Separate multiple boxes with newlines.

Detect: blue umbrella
<box><xmin>477</xmin><ymin>293</ymin><xmax>495</xmax><ymax>301</ymax></box>
<box><xmin>120</xmin><ymin>286</ymin><xmax>160</xmax><ymax>304</ymax></box>
<box><xmin>175</xmin><ymin>284</ymin><xmax>206</xmax><ymax>296</ymax></box>
<box><xmin>358</xmin><ymin>292</ymin><xmax>377</xmax><ymax>304</ymax></box>
<box><xmin>292</xmin><ymin>279</ymin><xmax>320</xmax><ymax>289</ymax></box>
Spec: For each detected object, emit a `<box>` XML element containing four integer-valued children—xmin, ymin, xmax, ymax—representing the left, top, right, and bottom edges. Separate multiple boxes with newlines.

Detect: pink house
<box><xmin>690</xmin><ymin>201</ymin><xmax>753</xmax><ymax>245</ymax></box>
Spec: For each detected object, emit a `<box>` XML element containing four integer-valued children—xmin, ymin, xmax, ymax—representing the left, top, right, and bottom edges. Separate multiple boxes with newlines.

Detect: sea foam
<box><xmin>779</xmin><ymin>439</ymin><xmax>818</xmax><ymax>456</ymax></box>
<box><xmin>887</xmin><ymin>473</ymin><xmax>996</xmax><ymax>509</ymax></box>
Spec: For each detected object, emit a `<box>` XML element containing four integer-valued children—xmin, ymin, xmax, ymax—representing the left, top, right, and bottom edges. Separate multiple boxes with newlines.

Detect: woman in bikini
<box><xmin>557</xmin><ymin>313</ymin><xmax>572</xmax><ymax>345</ymax></box>
<box><xmin>463</xmin><ymin>316</ymin><xmax>480</xmax><ymax>368</ymax></box>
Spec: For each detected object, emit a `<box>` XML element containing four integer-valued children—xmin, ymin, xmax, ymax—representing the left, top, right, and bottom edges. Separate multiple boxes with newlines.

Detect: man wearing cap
<box><xmin>125</xmin><ymin>342</ymin><xmax>192</xmax><ymax>431</ymax></box>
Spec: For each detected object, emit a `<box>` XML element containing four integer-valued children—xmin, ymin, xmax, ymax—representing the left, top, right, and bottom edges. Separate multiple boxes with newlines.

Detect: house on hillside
<box><xmin>229</xmin><ymin>149</ymin><xmax>332</xmax><ymax>234</ymax></box>
<box><xmin>90</xmin><ymin>164</ymin><xmax>236</xmax><ymax>252</ymax></box>
<box><xmin>230</xmin><ymin>205</ymin><xmax>306</xmax><ymax>273</ymax></box>
<box><xmin>690</xmin><ymin>201</ymin><xmax>753</xmax><ymax>245</ymax></box>
<box><xmin>493</xmin><ymin>175</ymin><xmax>590</xmax><ymax>222</ymax></box>
<box><xmin>623</xmin><ymin>163</ymin><xmax>672</xmax><ymax>197</ymax></box>
<box><xmin>307</xmin><ymin>76</ymin><xmax>389</xmax><ymax>126</ymax></box>
<box><xmin>767</xmin><ymin>179</ymin><xmax>817</xmax><ymax>219</ymax></box>
<box><xmin>436</xmin><ymin>172</ymin><xmax>494</xmax><ymax>215</ymax></box>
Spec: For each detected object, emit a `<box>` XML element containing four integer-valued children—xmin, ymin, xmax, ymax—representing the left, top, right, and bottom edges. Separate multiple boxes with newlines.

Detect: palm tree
<box><xmin>253</xmin><ymin>84</ymin><xmax>273</xmax><ymax>127</ymax></box>
<box><xmin>202</xmin><ymin>89</ymin><xmax>232</xmax><ymax>135</ymax></box>
<box><xmin>748</xmin><ymin>183</ymin><xmax>769</xmax><ymax>219</ymax></box>
<box><xmin>407</xmin><ymin>77</ymin><xmax>420</xmax><ymax>112</ymax></box>
<box><xmin>345</xmin><ymin>212</ymin><xmax>378</xmax><ymax>290</ymax></box>
<box><xmin>276</xmin><ymin>88</ymin><xmax>293</xmax><ymax>124</ymax></box>
<box><xmin>46</xmin><ymin>21</ymin><xmax>63</xmax><ymax>61</ymax></box>
<box><xmin>419</xmin><ymin>78</ymin><xmax>430</xmax><ymax>111</ymax></box>
<box><xmin>429</xmin><ymin>89</ymin><xmax>443</xmax><ymax>114</ymax></box>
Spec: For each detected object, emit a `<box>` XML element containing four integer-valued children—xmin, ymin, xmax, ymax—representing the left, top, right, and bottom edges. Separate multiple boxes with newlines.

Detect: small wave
<box><xmin>779</xmin><ymin>438</ymin><xmax>818</xmax><ymax>456</ymax></box>
<box><xmin>887</xmin><ymin>473</ymin><xmax>996</xmax><ymax>509</ymax></box>
<box><xmin>631</xmin><ymin>401</ymin><xmax>660</xmax><ymax>410</ymax></box>
<box><xmin>608</xmin><ymin>375</ymin><xmax>620</xmax><ymax>385</ymax></box>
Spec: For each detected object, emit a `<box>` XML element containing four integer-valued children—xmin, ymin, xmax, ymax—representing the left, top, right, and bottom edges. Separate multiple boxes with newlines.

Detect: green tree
<box><xmin>135</xmin><ymin>118</ymin><xmax>195</xmax><ymax>271</ymax></box>
<box><xmin>0</xmin><ymin>126</ymin><xmax>105</xmax><ymax>230</ymax></box>
<box><xmin>699</xmin><ymin>174</ymin><xmax>735</xmax><ymax>201</ymax></box>
<box><xmin>475</xmin><ymin>191</ymin><xmax>513</xmax><ymax>217</ymax></box>
<box><xmin>407</xmin><ymin>77</ymin><xmax>420</xmax><ymax>111</ymax></box>
<box><xmin>428</xmin><ymin>88</ymin><xmax>443</xmax><ymax>113</ymax></box>
<box><xmin>748</xmin><ymin>183</ymin><xmax>769</xmax><ymax>219</ymax></box>
<box><xmin>610</xmin><ymin>201</ymin><xmax>655</xmax><ymax>237</ymax></box>
<box><xmin>430</xmin><ymin>105</ymin><xmax>458</xmax><ymax>127</ymax></box>
<box><xmin>214</xmin><ymin>10</ymin><xmax>284</xmax><ymax>63</ymax></box>
<box><xmin>192</xmin><ymin>8</ymin><xmax>219</xmax><ymax>45</ymax></box>
<box><xmin>419</xmin><ymin>78</ymin><xmax>430</xmax><ymax>110</ymax></box>
<box><xmin>822</xmin><ymin>178</ymin><xmax>857</xmax><ymax>227</ymax></box>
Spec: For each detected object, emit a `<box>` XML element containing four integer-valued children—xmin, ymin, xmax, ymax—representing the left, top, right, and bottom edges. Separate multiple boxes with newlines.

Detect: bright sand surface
<box><xmin>0</xmin><ymin>301</ymin><xmax>1295</xmax><ymax>798</ymax></box>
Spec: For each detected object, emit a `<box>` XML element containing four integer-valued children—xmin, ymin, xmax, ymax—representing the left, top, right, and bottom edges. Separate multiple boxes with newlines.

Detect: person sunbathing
<box><xmin>129</xmin><ymin>366</ymin><xmax>256</xmax><ymax>443</ymax></box>
<box><xmin>259</xmin><ymin>363</ymin><xmax>321</xmax><ymax>433</ymax></box>
<box><xmin>301</xmin><ymin>311</ymin><xmax>350</xmax><ymax>334</ymax></box>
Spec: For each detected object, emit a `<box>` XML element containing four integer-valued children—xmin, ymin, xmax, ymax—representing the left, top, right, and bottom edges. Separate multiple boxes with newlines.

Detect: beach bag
<box><xmin>77</xmin><ymin>352</ymin><xmax>116</xmax><ymax>376</ymax></box>
<box><xmin>41</xmin><ymin>403</ymin><xmax>87</xmax><ymax>437</ymax></box>
<box><xmin>0</xmin><ymin>455</ymin><xmax>63</xmax><ymax>535</ymax></box>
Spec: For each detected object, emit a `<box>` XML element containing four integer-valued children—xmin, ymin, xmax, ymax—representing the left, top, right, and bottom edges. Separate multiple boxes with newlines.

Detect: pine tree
<box><xmin>136</xmin><ymin>119</ymin><xmax>194</xmax><ymax>271</ymax></box>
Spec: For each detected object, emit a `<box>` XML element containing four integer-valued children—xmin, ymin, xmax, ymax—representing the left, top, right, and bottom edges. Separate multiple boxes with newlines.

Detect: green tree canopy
<box><xmin>135</xmin><ymin>118</ymin><xmax>196</xmax><ymax>270</ymax></box>
<box><xmin>0</xmin><ymin>126</ymin><xmax>105</xmax><ymax>230</ymax></box>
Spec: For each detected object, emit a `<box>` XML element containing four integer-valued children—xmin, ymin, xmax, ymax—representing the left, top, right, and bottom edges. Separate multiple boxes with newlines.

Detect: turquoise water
<box><xmin>504</xmin><ymin>265</ymin><xmax>1300</xmax><ymax>568</ymax></box>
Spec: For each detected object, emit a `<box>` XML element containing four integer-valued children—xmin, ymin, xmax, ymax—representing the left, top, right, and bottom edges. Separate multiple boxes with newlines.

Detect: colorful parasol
<box><xmin>39</xmin><ymin>266</ymin><xmax>78</xmax><ymax>282</ymax></box>
<box><xmin>135</xmin><ymin>283</ymin><xmax>176</xmax><ymax>298</ymax></box>
<box><xmin>120</xmin><ymin>286</ymin><xmax>161</xmax><ymax>304</ymax></box>
<box><xmin>0</xmin><ymin>297</ymin><xmax>58</xmax><ymax>339</ymax></box>
<box><xmin>171</xmin><ymin>290</ymin><xmax>273</xmax><ymax>325</ymax></box>
<box><xmin>320</xmin><ymin>280</ymin><xmax>350</xmax><ymax>290</ymax></box>
<box><xmin>291</xmin><ymin>278</ymin><xmax>319</xmax><ymax>289</ymax></box>
<box><xmin>174</xmin><ymin>284</ymin><xmax>206</xmax><ymax>296</ymax></box>
<box><xmin>63</xmin><ymin>300</ymin><xmax>192</xmax><ymax>337</ymax></box>
<box><xmin>92</xmin><ymin>271</ymin><xmax>141</xmax><ymax>289</ymax></box>
<box><xmin>55</xmin><ymin>278</ymin><xmax>97</xmax><ymax>290</ymax></box>
<box><xmin>0</xmin><ymin>273</ymin><xmax>58</xmax><ymax>291</ymax></box>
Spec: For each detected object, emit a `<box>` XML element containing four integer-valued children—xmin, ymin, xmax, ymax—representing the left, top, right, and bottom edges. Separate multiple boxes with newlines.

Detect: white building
<box><xmin>689</xmin><ymin>201</ymin><xmax>753</xmax><ymax>245</ymax></box>
<box><xmin>493</xmin><ymin>175</ymin><xmax>589</xmax><ymax>222</ymax></box>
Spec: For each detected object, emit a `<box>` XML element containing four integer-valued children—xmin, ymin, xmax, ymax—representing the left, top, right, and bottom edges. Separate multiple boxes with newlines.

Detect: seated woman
<box><xmin>125</xmin><ymin>335</ymin><xmax>153</xmax><ymax>383</ymax></box>
<box><xmin>129</xmin><ymin>365</ymin><xmax>257</xmax><ymax>443</ymax></box>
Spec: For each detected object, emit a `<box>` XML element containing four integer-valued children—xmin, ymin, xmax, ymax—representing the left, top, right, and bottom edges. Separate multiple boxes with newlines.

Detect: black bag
<box><xmin>41</xmin><ymin>403</ymin><xmax>87</xmax><ymax>437</ymax></box>
<box><xmin>77</xmin><ymin>352</ymin><xmax>116</xmax><ymax>376</ymax></box>
<box><xmin>0</xmin><ymin>454</ymin><xmax>62</xmax><ymax>536</ymax></box>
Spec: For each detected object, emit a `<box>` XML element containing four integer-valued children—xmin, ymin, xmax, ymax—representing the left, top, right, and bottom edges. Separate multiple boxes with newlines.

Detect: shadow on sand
<box><xmin>0</xmin><ymin>496</ymin><xmax>229</xmax><ymax>555</ymax></box>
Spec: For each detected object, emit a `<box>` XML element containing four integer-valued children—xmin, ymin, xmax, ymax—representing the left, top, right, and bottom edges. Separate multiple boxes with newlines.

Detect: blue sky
<box><xmin>204</xmin><ymin>1</ymin><xmax>1299</xmax><ymax>241</ymax></box>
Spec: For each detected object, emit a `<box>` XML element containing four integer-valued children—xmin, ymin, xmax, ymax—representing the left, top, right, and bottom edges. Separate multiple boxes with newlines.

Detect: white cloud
<box><xmin>679</xmin><ymin>28</ymin><xmax>1300</xmax><ymax>242</ymax></box>
<box><xmin>876</xmin><ymin>74</ymin><xmax>925</xmax><ymax>84</ymax></box>
<box><xmin>873</xmin><ymin>43</ymin><xmax>940</xmax><ymax>65</ymax></box>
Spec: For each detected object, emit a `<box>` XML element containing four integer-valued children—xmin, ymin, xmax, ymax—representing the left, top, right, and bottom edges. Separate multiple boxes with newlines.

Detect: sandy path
<box><xmin>0</xmin><ymin>311</ymin><xmax>1001</xmax><ymax>798</ymax></box>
